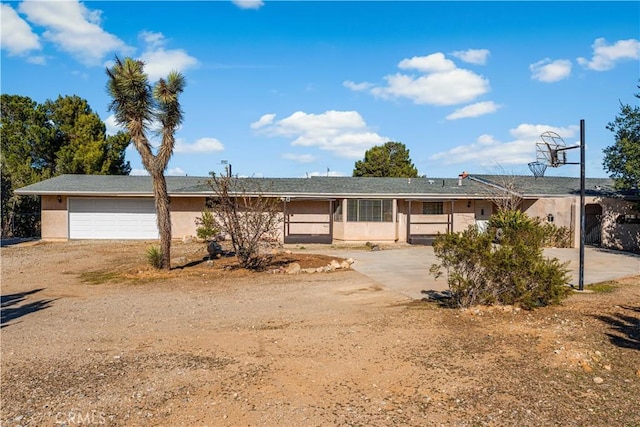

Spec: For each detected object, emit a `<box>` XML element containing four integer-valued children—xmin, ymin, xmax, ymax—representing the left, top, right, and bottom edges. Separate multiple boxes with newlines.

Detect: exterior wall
<box><xmin>399</xmin><ymin>199</ymin><xmax>476</xmax><ymax>238</ymax></box>
<box><xmin>41</xmin><ymin>195</ymin><xmax>69</xmax><ymax>240</ymax></box>
<box><xmin>39</xmin><ymin>193</ymin><xmax>638</xmax><ymax>251</ymax></box>
<box><xmin>522</xmin><ymin>197</ymin><xmax>577</xmax><ymax>246</ymax></box>
<box><xmin>599</xmin><ymin>198</ymin><xmax>640</xmax><ymax>252</ymax></box>
<box><xmin>285</xmin><ymin>200</ymin><xmax>331</xmax><ymax>235</ymax></box>
<box><xmin>333</xmin><ymin>198</ymin><xmax>399</xmax><ymax>243</ymax></box>
<box><xmin>170</xmin><ymin>197</ymin><xmax>206</xmax><ymax>239</ymax></box>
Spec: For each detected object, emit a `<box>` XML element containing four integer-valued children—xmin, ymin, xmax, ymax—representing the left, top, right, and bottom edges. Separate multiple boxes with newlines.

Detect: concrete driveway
<box><xmin>321</xmin><ymin>246</ymin><xmax>640</xmax><ymax>300</ymax></box>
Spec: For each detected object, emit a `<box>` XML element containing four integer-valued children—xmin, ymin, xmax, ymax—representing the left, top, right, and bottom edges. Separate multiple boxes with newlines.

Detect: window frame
<box><xmin>347</xmin><ymin>199</ymin><xmax>393</xmax><ymax>222</ymax></box>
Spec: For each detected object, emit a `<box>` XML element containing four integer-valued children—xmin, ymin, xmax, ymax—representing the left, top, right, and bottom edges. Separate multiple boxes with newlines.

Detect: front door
<box><xmin>475</xmin><ymin>200</ymin><xmax>493</xmax><ymax>232</ymax></box>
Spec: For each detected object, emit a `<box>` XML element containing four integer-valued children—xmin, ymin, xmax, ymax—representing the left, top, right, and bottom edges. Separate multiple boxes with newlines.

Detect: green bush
<box><xmin>431</xmin><ymin>211</ymin><xmax>571</xmax><ymax>309</ymax></box>
<box><xmin>195</xmin><ymin>209</ymin><xmax>220</xmax><ymax>241</ymax></box>
<box><xmin>488</xmin><ymin>210</ymin><xmax>571</xmax><ymax>248</ymax></box>
<box><xmin>145</xmin><ymin>245</ymin><xmax>164</xmax><ymax>269</ymax></box>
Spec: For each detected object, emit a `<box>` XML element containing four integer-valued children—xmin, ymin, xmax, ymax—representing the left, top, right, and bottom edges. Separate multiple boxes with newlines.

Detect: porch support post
<box><xmin>450</xmin><ymin>199</ymin><xmax>454</xmax><ymax>233</ymax></box>
<box><xmin>407</xmin><ymin>200</ymin><xmax>412</xmax><ymax>243</ymax></box>
<box><xmin>579</xmin><ymin>119</ymin><xmax>586</xmax><ymax>291</ymax></box>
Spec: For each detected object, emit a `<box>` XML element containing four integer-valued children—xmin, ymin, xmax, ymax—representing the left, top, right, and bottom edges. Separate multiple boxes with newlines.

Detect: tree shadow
<box><xmin>592</xmin><ymin>306</ymin><xmax>640</xmax><ymax>350</ymax></box>
<box><xmin>1</xmin><ymin>288</ymin><xmax>55</xmax><ymax>328</ymax></box>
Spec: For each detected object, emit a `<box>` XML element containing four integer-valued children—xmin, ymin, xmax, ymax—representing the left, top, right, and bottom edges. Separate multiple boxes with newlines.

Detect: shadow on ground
<box><xmin>593</xmin><ymin>305</ymin><xmax>640</xmax><ymax>351</ymax></box>
<box><xmin>1</xmin><ymin>288</ymin><xmax>55</xmax><ymax>328</ymax></box>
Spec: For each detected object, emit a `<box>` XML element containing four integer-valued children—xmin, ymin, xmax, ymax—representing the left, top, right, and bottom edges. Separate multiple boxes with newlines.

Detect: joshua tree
<box><xmin>106</xmin><ymin>57</ymin><xmax>185</xmax><ymax>269</ymax></box>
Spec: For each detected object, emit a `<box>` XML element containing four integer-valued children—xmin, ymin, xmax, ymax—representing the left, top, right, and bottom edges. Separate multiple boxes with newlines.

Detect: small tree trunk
<box><xmin>151</xmin><ymin>170</ymin><xmax>172</xmax><ymax>270</ymax></box>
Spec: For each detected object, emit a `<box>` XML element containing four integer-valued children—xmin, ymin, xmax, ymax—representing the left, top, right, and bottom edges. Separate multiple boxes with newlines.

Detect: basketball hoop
<box><xmin>528</xmin><ymin>161</ymin><xmax>547</xmax><ymax>179</ymax></box>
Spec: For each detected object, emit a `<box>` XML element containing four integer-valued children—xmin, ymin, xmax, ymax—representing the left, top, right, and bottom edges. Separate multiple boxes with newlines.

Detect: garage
<box><xmin>69</xmin><ymin>198</ymin><xmax>158</xmax><ymax>239</ymax></box>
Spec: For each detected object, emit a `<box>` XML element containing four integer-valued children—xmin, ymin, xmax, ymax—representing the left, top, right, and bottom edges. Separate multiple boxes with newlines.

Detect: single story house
<box><xmin>15</xmin><ymin>174</ymin><xmax>640</xmax><ymax>252</ymax></box>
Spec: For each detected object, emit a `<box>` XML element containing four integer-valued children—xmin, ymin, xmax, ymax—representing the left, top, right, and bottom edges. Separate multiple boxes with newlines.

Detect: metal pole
<box><xmin>579</xmin><ymin>119</ymin><xmax>585</xmax><ymax>291</ymax></box>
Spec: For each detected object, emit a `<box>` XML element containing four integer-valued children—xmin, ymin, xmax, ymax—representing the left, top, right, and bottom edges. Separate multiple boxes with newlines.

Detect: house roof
<box><xmin>15</xmin><ymin>173</ymin><xmax>623</xmax><ymax>199</ymax></box>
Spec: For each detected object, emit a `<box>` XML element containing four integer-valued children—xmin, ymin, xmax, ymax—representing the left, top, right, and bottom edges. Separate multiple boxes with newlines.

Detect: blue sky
<box><xmin>2</xmin><ymin>1</ymin><xmax>639</xmax><ymax>179</ymax></box>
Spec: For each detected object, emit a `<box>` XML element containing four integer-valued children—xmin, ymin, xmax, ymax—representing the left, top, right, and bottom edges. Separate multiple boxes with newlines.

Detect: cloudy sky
<box><xmin>2</xmin><ymin>1</ymin><xmax>638</xmax><ymax>178</ymax></box>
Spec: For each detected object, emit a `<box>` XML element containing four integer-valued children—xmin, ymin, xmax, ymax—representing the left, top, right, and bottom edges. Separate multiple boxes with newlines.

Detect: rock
<box><xmin>330</xmin><ymin>259</ymin><xmax>342</xmax><ymax>270</ymax></box>
<box><xmin>593</xmin><ymin>377</ymin><xmax>604</xmax><ymax>384</ymax></box>
<box><xmin>302</xmin><ymin>268</ymin><xmax>316</xmax><ymax>274</ymax></box>
<box><xmin>346</xmin><ymin>257</ymin><xmax>355</xmax><ymax>265</ymax></box>
<box><xmin>340</xmin><ymin>261</ymin><xmax>351</xmax><ymax>269</ymax></box>
<box><xmin>182</xmin><ymin>235</ymin><xmax>195</xmax><ymax>244</ymax></box>
<box><xmin>285</xmin><ymin>263</ymin><xmax>301</xmax><ymax>274</ymax></box>
<box><xmin>207</xmin><ymin>241</ymin><xmax>223</xmax><ymax>258</ymax></box>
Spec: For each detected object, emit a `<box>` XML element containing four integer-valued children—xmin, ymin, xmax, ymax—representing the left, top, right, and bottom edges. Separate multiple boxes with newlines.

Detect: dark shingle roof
<box><xmin>15</xmin><ymin>174</ymin><xmax>623</xmax><ymax>199</ymax></box>
<box><xmin>471</xmin><ymin>175</ymin><xmax>620</xmax><ymax>197</ymax></box>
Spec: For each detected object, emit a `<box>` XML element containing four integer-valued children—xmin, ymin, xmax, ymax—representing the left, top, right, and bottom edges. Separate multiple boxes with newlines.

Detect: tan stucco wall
<box><xmin>522</xmin><ymin>197</ymin><xmax>577</xmax><ymax>246</ymax></box>
<box><xmin>170</xmin><ymin>197</ymin><xmax>206</xmax><ymax>239</ymax></box>
<box><xmin>285</xmin><ymin>200</ymin><xmax>332</xmax><ymax>235</ymax></box>
<box><xmin>41</xmin><ymin>195</ymin><xmax>68</xmax><ymax>240</ymax></box>
<box><xmin>598</xmin><ymin>198</ymin><xmax>639</xmax><ymax>252</ymax></box>
<box><xmin>37</xmin><ymin>194</ymin><xmax>639</xmax><ymax>251</ymax></box>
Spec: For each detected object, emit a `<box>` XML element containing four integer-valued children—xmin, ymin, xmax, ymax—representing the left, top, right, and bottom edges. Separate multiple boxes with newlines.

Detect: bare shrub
<box><xmin>203</xmin><ymin>174</ymin><xmax>283</xmax><ymax>270</ymax></box>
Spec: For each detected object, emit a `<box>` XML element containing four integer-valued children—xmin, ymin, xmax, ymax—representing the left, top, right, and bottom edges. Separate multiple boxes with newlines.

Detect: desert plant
<box><xmin>195</xmin><ymin>209</ymin><xmax>220</xmax><ymax>241</ymax></box>
<box><xmin>431</xmin><ymin>211</ymin><xmax>571</xmax><ymax>309</ymax></box>
<box><xmin>145</xmin><ymin>245</ymin><xmax>164</xmax><ymax>269</ymax></box>
<box><xmin>204</xmin><ymin>174</ymin><xmax>283</xmax><ymax>270</ymax></box>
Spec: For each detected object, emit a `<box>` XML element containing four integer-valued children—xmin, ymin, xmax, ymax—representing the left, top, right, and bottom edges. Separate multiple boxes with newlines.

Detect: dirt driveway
<box><xmin>1</xmin><ymin>240</ymin><xmax>639</xmax><ymax>426</ymax></box>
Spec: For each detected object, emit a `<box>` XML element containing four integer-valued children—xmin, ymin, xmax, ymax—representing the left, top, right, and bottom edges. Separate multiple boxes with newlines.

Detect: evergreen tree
<box><xmin>603</xmin><ymin>84</ymin><xmax>640</xmax><ymax>191</ymax></box>
<box><xmin>0</xmin><ymin>94</ymin><xmax>131</xmax><ymax>237</ymax></box>
<box><xmin>353</xmin><ymin>141</ymin><xmax>419</xmax><ymax>177</ymax></box>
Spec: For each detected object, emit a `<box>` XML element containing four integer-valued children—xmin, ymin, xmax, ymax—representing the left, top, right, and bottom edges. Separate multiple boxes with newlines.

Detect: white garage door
<box><xmin>69</xmin><ymin>198</ymin><xmax>158</xmax><ymax>239</ymax></box>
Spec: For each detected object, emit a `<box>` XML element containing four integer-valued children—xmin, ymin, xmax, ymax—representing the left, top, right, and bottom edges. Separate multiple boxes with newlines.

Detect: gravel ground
<box><xmin>1</xmin><ymin>240</ymin><xmax>639</xmax><ymax>426</ymax></box>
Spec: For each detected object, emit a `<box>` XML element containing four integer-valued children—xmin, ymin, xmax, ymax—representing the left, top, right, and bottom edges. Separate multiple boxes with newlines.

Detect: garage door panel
<box><xmin>69</xmin><ymin>198</ymin><xmax>158</xmax><ymax>239</ymax></box>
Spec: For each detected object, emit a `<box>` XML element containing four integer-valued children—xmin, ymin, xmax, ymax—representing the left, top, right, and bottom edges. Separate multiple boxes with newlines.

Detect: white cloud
<box><xmin>18</xmin><ymin>0</ymin><xmax>131</xmax><ymax>66</ymax></box>
<box><xmin>1</xmin><ymin>3</ymin><xmax>41</xmax><ymax>56</ymax></box>
<box><xmin>398</xmin><ymin>53</ymin><xmax>456</xmax><ymax>72</ymax></box>
<box><xmin>283</xmin><ymin>153</ymin><xmax>316</xmax><ymax>163</ymax></box>
<box><xmin>577</xmin><ymin>38</ymin><xmax>640</xmax><ymax>71</ymax></box>
<box><xmin>343</xmin><ymin>80</ymin><xmax>374</xmax><ymax>91</ymax></box>
<box><xmin>530</xmin><ymin>58</ymin><xmax>572</xmax><ymax>82</ymax></box>
<box><xmin>253</xmin><ymin>110</ymin><xmax>390</xmax><ymax>158</ymax></box>
<box><xmin>307</xmin><ymin>170</ymin><xmax>346</xmax><ymax>177</ymax></box>
<box><xmin>175</xmin><ymin>137</ymin><xmax>225</xmax><ymax>153</ymax></box>
<box><xmin>446</xmin><ymin>101</ymin><xmax>501</xmax><ymax>120</ymax></box>
<box><xmin>250</xmin><ymin>113</ymin><xmax>276</xmax><ymax>129</ymax></box>
<box><xmin>138</xmin><ymin>31</ymin><xmax>199</xmax><ymax>81</ymax></box>
<box><xmin>371</xmin><ymin>69</ymin><xmax>489</xmax><ymax>106</ymax></box>
<box><xmin>451</xmin><ymin>49</ymin><xmax>490</xmax><ymax>65</ymax></box>
<box><xmin>167</xmin><ymin>167</ymin><xmax>187</xmax><ymax>176</ymax></box>
<box><xmin>26</xmin><ymin>55</ymin><xmax>46</xmax><ymax>65</ymax></box>
<box><xmin>104</xmin><ymin>114</ymin><xmax>125</xmax><ymax>136</ymax></box>
<box><xmin>349</xmin><ymin>52</ymin><xmax>490</xmax><ymax>106</ymax></box>
<box><xmin>430</xmin><ymin>123</ymin><xmax>579</xmax><ymax>167</ymax></box>
<box><xmin>231</xmin><ymin>0</ymin><xmax>264</xmax><ymax>10</ymax></box>
<box><xmin>509</xmin><ymin>124</ymin><xmax>578</xmax><ymax>141</ymax></box>
<box><xmin>130</xmin><ymin>168</ymin><xmax>149</xmax><ymax>176</ymax></box>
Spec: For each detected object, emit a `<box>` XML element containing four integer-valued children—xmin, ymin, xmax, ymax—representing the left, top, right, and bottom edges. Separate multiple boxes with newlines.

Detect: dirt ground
<box><xmin>1</xmin><ymin>240</ymin><xmax>639</xmax><ymax>427</ymax></box>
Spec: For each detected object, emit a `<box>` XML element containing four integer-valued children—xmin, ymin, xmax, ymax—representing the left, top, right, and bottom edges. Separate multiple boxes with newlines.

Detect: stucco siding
<box><xmin>599</xmin><ymin>198</ymin><xmax>640</xmax><ymax>252</ymax></box>
<box><xmin>41</xmin><ymin>195</ymin><xmax>68</xmax><ymax>240</ymax></box>
<box><xmin>170</xmin><ymin>197</ymin><xmax>205</xmax><ymax>239</ymax></box>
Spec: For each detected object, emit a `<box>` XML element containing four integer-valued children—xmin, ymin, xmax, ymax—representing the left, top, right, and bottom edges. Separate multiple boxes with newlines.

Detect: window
<box><xmin>616</xmin><ymin>214</ymin><xmax>640</xmax><ymax>224</ymax></box>
<box><xmin>333</xmin><ymin>200</ymin><xmax>343</xmax><ymax>222</ymax></box>
<box><xmin>423</xmin><ymin>202</ymin><xmax>443</xmax><ymax>215</ymax></box>
<box><xmin>347</xmin><ymin>199</ymin><xmax>393</xmax><ymax>222</ymax></box>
